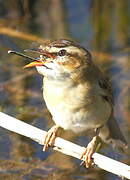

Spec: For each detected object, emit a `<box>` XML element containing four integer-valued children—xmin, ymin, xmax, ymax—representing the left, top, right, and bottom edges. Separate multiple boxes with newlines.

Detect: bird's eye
<box><xmin>58</xmin><ymin>49</ymin><xmax>67</xmax><ymax>56</ymax></box>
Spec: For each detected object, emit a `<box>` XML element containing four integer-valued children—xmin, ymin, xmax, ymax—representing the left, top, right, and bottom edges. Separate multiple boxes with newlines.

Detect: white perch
<box><xmin>0</xmin><ymin>112</ymin><xmax>130</xmax><ymax>179</ymax></box>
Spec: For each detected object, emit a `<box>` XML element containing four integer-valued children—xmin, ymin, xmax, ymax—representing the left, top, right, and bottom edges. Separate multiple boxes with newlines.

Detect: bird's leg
<box><xmin>43</xmin><ymin>125</ymin><xmax>59</xmax><ymax>151</ymax></box>
<box><xmin>80</xmin><ymin>128</ymin><xmax>101</xmax><ymax>168</ymax></box>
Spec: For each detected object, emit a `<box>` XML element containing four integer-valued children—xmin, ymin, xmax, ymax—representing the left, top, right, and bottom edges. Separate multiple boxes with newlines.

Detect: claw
<box><xmin>80</xmin><ymin>136</ymin><xmax>100</xmax><ymax>168</ymax></box>
<box><xmin>43</xmin><ymin>125</ymin><xmax>59</xmax><ymax>151</ymax></box>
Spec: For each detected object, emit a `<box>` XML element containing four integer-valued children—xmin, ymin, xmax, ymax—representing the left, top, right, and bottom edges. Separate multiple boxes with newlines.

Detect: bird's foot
<box><xmin>43</xmin><ymin>125</ymin><xmax>59</xmax><ymax>151</ymax></box>
<box><xmin>80</xmin><ymin>136</ymin><xmax>100</xmax><ymax>168</ymax></box>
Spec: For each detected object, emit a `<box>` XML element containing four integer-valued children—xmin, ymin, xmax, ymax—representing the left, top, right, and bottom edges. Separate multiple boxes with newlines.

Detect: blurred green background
<box><xmin>0</xmin><ymin>0</ymin><xmax>130</xmax><ymax>179</ymax></box>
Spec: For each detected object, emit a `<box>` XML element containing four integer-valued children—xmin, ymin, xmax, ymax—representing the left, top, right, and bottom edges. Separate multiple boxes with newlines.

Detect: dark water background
<box><xmin>0</xmin><ymin>0</ymin><xmax>130</xmax><ymax>179</ymax></box>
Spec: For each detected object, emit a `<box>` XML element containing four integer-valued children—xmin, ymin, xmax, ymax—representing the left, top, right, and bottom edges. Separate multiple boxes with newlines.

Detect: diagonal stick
<box><xmin>0</xmin><ymin>112</ymin><xmax>130</xmax><ymax>179</ymax></box>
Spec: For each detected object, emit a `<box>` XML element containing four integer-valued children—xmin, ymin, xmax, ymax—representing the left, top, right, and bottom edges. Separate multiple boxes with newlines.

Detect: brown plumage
<box><xmin>24</xmin><ymin>39</ymin><xmax>127</xmax><ymax>167</ymax></box>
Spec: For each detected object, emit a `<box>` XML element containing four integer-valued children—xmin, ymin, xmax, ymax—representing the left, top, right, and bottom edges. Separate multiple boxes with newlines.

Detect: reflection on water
<box><xmin>0</xmin><ymin>1</ymin><xmax>130</xmax><ymax>180</ymax></box>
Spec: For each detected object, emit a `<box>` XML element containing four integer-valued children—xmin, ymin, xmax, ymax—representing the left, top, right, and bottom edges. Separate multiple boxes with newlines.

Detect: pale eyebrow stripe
<box><xmin>48</xmin><ymin>46</ymin><xmax>85</xmax><ymax>55</ymax></box>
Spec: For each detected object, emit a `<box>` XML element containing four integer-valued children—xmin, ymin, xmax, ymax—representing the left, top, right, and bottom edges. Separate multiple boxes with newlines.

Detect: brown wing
<box><xmin>97</xmin><ymin>70</ymin><xmax>128</xmax><ymax>150</ymax></box>
<box><xmin>98</xmin><ymin>74</ymin><xmax>114</xmax><ymax>105</ymax></box>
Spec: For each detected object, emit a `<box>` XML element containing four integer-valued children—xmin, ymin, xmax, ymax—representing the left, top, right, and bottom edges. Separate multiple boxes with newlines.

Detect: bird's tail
<box><xmin>99</xmin><ymin>115</ymin><xmax>128</xmax><ymax>152</ymax></box>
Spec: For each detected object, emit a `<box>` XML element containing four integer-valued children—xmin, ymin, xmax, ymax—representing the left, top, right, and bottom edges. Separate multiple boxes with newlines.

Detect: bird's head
<box><xmin>26</xmin><ymin>39</ymin><xmax>92</xmax><ymax>80</ymax></box>
<box><xmin>10</xmin><ymin>39</ymin><xmax>92</xmax><ymax>80</ymax></box>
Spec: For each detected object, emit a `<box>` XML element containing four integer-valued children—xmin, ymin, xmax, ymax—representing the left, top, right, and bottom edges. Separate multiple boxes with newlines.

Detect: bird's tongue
<box><xmin>23</xmin><ymin>61</ymin><xmax>45</xmax><ymax>68</ymax></box>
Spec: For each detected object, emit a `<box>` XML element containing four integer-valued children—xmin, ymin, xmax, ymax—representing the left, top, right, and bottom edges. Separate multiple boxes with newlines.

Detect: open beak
<box><xmin>8</xmin><ymin>49</ymin><xmax>55</xmax><ymax>68</ymax></box>
<box><xmin>23</xmin><ymin>49</ymin><xmax>55</xmax><ymax>68</ymax></box>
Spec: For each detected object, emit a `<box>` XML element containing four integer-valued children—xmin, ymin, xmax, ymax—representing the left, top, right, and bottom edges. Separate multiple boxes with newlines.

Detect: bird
<box><xmin>13</xmin><ymin>39</ymin><xmax>128</xmax><ymax>167</ymax></box>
